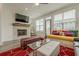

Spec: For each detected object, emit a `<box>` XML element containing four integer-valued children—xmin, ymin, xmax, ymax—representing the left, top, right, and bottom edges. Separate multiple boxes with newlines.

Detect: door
<box><xmin>45</xmin><ymin>19</ymin><xmax>51</xmax><ymax>36</ymax></box>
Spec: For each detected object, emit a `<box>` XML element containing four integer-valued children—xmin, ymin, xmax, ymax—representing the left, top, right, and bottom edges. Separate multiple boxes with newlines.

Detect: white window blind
<box><xmin>54</xmin><ymin>14</ymin><xmax>63</xmax><ymax>23</ymax></box>
<box><xmin>64</xmin><ymin>10</ymin><xmax>76</xmax><ymax>19</ymax></box>
<box><xmin>53</xmin><ymin>9</ymin><xmax>76</xmax><ymax>30</ymax></box>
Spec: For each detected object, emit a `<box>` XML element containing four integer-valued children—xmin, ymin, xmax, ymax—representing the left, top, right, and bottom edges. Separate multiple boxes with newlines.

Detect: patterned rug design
<box><xmin>58</xmin><ymin>45</ymin><xmax>75</xmax><ymax>56</ymax></box>
<box><xmin>0</xmin><ymin>47</ymin><xmax>33</xmax><ymax>56</ymax></box>
<box><xmin>0</xmin><ymin>45</ymin><xmax>75</xmax><ymax>56</ymax></box>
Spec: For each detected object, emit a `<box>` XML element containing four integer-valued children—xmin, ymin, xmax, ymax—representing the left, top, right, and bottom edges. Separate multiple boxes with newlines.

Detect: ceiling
<box><xmin>5</xmin><ymin>3</ymin><xmax>71</xmax><ymax>19</ymax></box>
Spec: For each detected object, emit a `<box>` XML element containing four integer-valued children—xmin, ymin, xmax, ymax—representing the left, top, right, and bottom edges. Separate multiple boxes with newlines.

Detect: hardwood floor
<box><xmin>0</xmin><ymin>40</ymin><xmax>20</xmax><ymax>53</ymax></box>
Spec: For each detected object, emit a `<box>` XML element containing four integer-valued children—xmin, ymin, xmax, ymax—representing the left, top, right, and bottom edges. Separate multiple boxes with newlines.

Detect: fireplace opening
<box><xmin>17</xmin><ymin>29</ymin><xmax>27</xmax><ymax>36</ymax></box>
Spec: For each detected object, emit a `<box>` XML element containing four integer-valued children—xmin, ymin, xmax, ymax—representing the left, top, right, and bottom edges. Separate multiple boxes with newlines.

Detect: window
<box><xmin>45</xmin><ymin>16</ymin><xmax>51</xmax><ymax>35</ymax></box>
<box><xmin>54</xmin><ymin>23</ymin><xmax>62</xmax><ymax>30</ymax></box>
<box><xmin>54</xmin><ymin>13</ymin><xmax>63</xmax><ymax>30</ymax></box>
<box><xmin>36</xmin><ymin>20</ymin><xmax>40</xmax><ymax>31</ymax></box>
<box><xmin>63</xmin><ymin>9</ymin><xmax>76</xmax><ymax>30</ymax></box>
<box><xmin>64</xmin><ymin>10</ymin><xmax>76</xmax><ymax>19</ymax></box>
<box><xmin>36</xmin><ymin>19</ymin><xmax>44</xmax><ymax>31</ymax></box>
<box><xmin>53</xmin><ymin>9</ymin><xmax>76</xmax><ymax>30</ymax></box>
<box><xmin>54</xmin><ymin>14</ymin><xmax>63</xmax><ymax>23</ymax></box>
<box><xmin>63</xmin><ymin>22</ymin><xmax>75</xmax><ymax>30</ymax></box>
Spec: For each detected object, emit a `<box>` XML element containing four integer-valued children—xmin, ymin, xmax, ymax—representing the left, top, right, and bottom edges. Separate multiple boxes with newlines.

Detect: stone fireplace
<box><xmin>13</xmin><ymin>23</ymin><xmax>30</xmax><ymax>40</ymax></box>
<box><xmin>0</xmin><ymin>23</ymin><xmax>30</xmax><ymax>52</ymax></box>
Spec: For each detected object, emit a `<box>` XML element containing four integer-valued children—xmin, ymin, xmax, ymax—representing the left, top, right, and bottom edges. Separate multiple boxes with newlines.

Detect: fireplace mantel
<box><xmin>12</xmin><ymin>23</ymin><xmax>30</xmax><ymax>27</ymax></box>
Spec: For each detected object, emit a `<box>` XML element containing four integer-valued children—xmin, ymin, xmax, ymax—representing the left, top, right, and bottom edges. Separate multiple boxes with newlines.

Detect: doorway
<box><xmin>45</xmin><ymin>19</ymin><xmax>51</xmax><ymax>37</ymax></box>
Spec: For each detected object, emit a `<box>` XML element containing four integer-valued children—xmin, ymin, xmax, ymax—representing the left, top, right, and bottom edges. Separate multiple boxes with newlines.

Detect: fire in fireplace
<box><xmin>17</xmin><ymin>29</ymin><xmax>27</xmax><ymax>36</ymax></box>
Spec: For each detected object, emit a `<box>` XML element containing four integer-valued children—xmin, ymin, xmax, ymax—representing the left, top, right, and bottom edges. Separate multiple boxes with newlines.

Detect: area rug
<box><xmin>0</xmin><ymin>47</ymin><xmax>33</xmax><ymax>56</ymax></box>
<box><xmin>58</xmin><ymin>45</ymin><xmax>75</xmax><ymax>56</ymax></box>
<box><xmin>0</xmin><ymin>45</ymin><xmax>75</xmax><ymax>56</ymax></box>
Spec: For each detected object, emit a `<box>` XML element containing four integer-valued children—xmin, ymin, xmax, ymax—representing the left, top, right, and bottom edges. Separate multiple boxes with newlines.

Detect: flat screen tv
<box><xmin>15</xmin><ymin>13</ymin><xmax>29</xmax><ymax>23</ymax></box>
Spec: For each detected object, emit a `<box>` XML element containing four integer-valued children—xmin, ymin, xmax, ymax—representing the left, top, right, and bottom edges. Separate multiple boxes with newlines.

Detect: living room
<box><xmin>0</xmin><ymin>3</ymin><xmax>79</xmax><ymax>56</ymax></box>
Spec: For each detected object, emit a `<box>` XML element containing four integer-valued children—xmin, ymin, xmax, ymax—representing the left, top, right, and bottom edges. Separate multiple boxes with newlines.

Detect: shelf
<box><xmin>12</xmin><ymin>23</ymin><xmax>30</xmax><ymax>27</ymax></box>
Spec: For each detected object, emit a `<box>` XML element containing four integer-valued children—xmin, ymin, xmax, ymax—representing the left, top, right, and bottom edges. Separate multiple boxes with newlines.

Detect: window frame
<box><xmin>53</xmin><ymin>9</ymin><xmax>76</xmax><ymax>30</ymax></box>
<box><xmin>36</xmin><ymin>19</ymin><xmax>44</xmax><ymax>31</ymax></box>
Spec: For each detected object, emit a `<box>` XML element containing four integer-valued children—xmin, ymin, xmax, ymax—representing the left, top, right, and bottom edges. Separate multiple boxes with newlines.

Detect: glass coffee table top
<box><xmin>29</xmin><ymin>39</ymin><xmax>51</xmax><ymax>56</ymax></box>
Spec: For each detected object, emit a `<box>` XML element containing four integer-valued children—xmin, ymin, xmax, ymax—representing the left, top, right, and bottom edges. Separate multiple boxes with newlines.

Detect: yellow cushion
<box><xmin>48</xmin><ymin>34</ymin><xmax>74</xmax><ymax>42</ymax></box>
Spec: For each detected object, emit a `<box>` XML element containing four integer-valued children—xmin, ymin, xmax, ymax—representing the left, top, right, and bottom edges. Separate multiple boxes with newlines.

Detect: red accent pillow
<box><xmin>52</xmin><ymin>30</ymin><xmax>60</xmax><ymax>35</ymax></box>
<box><xmin>63</xmin><ymin>31</ymin><xmax>73</xmax><ymax>37</ymax></box>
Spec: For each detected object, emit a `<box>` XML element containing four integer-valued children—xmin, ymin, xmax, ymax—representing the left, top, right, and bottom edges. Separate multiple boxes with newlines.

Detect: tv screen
<box><xmin>15</xmin><ymin>13</ymin><xmax>29</xmax><ymax>23</ymax></box>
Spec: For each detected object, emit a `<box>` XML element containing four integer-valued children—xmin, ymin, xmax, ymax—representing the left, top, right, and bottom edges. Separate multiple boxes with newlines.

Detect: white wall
<box><xmin>0</xmin><ymin>3</ymin><xmax>3</xmax><ymax>45</ymax></box>
<box><xmin>32</xmin><ymin>4</ymin><xmax>79</xmax><ymax>36</ymax></box>
<box><xmin>0</xmin><ymin>4</ymin><xmax>15</xmax><ymax>42</ymax></box>
<box><xmin>0</xmin><ymin>4</ymin><xmax>31</xmax><ymax>44</ymax></box>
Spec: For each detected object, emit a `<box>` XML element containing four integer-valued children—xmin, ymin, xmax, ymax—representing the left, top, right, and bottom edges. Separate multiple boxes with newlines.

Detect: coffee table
<box><xmin>29</xmin><ymin>40</ymin><xmax>60</xmax><ymax>56</ymax></box>
<box><xmin>29</xmin><ymin>39</ymin><xmax>50</xmax><ymax>56</ymax></box>
<box><xmin>36</xmin><ymin>41</ymin><xmax>60</xmax><ymax>56</ymax></box>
